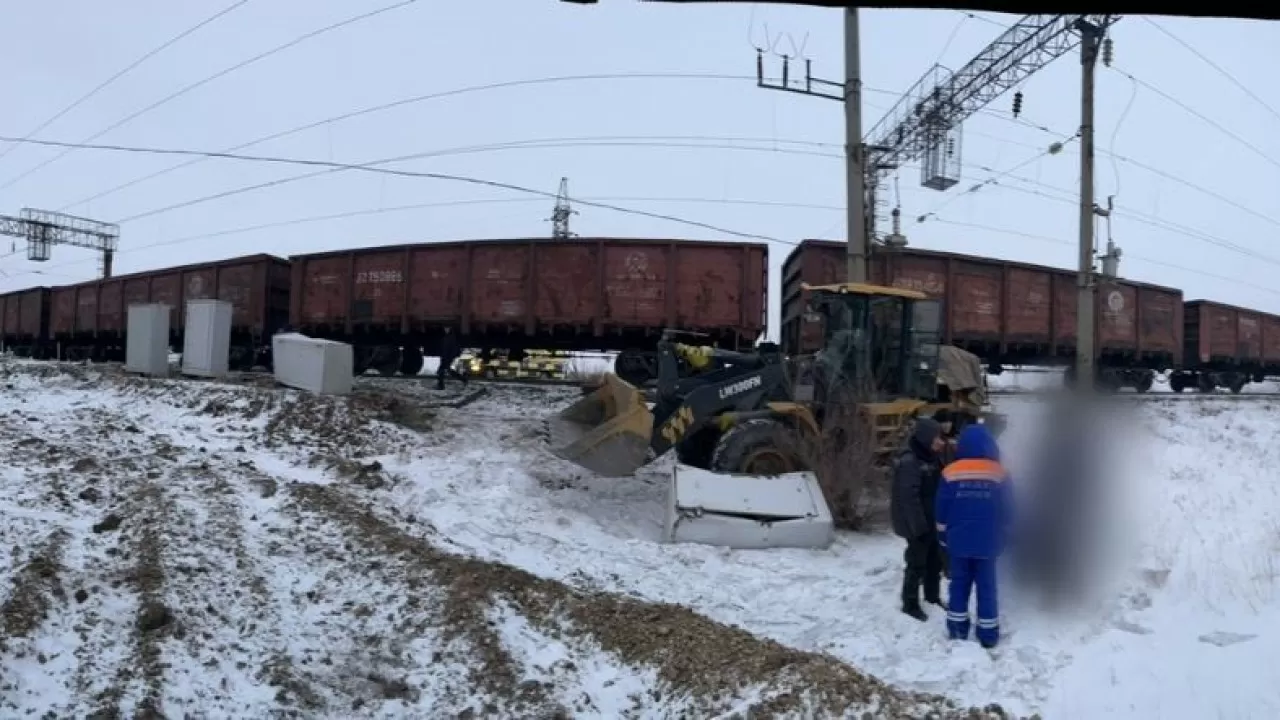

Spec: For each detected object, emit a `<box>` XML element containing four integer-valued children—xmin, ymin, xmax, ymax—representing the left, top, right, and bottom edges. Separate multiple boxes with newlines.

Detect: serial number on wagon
<box><xmin>355</xmin><ymin>270</ymin><xmax>404</xmax><ymax>284</ymax></box>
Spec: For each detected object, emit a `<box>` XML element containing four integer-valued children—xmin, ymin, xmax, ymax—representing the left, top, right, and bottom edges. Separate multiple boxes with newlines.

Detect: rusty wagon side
<box><xmin>49</xmin><ymin>254</ymin><xmax>291</xmax><ymax>367</ymax></box>
<box><xmin>0</xmin><ymin>287</ymin><xmax>53</xmax><ymax>358</ymax></box>
<box><xmin>782</xmin><ymin>240</ymin><xmax>1183</xmax><ymax>390</ymax></box>
<box><xmin>289</xmin><ymin>237</ymin><xmax>769</xmax><ymax>379</ymax></box>
<box><xmin>1172</xmin><ymin>300</ymin><xmax>1280</xmax><ymax>392</ymax></box>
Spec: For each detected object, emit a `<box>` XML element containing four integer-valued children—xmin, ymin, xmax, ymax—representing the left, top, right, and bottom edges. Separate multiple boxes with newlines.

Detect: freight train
<box><xmin>0</xmin><ymin>236</ymin><xmax>1271</xmax><ymax>393</ymax></box>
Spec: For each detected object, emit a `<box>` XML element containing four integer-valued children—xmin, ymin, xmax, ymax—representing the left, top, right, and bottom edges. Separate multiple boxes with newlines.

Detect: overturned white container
<box><xmin>125</xmin><ymin>303</ymin><xmax>171</xmax><ymax>377</ymax></box>
<box><xmin>662</xmin><ymin>464</ymin><xmax>835</xmax><ymax>550</ymax></box>
<box><xmin>182</xmin><ymin>299</ymin><xmax>233</xmax><ymax>378</ymax></box>
<box><xmin>272</xmin><ymin>332</ymin><xmax>353</xmax><ymax>395</ymax></box>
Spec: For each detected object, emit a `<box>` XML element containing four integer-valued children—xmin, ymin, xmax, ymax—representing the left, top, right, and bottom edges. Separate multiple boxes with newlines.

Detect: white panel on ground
<box><xmin>124</xmin><ymin>304</ymin><xmax>170</xmax><ymax>377</ymax></box>
<box><xmin>182</xmin><ymin>299</ymin><xmax>234</xmax><ymax>378</ymax></box>
<box><xmin>272</xmin><ymin>333</ymin><xmax>354</xmax><ymax>395</ymax></box>
<box><xmin>662</xmin><ymin>464</ymin><xmax>835</xmax><ymax>550</ymax></box>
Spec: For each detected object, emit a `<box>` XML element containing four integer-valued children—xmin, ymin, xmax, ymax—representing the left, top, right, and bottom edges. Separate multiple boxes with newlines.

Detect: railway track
<box><xmin>375</xmin><ymin>373</ymin><xmax>1280</xmax><ymax>399</ymax></box>
<box><xmin>365</xmin><ymin>373</ymin><xmax>591</xmax><ymax>389</ymax></box>
<box><xmin>989</xmin><ymin>389</ymin><xmax>1280</xmax><ymax>400</ymax></box>
<box><xmin>229</xmin><ymin>366</ymin><xmax>1280</xmax><ymax>400</ymax></box>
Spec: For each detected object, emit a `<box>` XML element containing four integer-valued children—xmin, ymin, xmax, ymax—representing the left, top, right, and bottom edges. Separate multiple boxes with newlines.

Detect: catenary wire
<box><xmin>58</xmin><ymin>70</ymin><xmax>925</xmax><ymax>213</ymax></box>
<box><xmin>56</xmin><ymin>72</ymin><xmax>796</xmax><ymax>211</ymax></box>
<box><xmin>913</xmin><ymin>133</ymin><xmax>1079</xmax><ymax>221</ymax></box>
<box><xmin>1107</xmin><ymin>72</ymin><xmax>1138</xmax><ymax>200</ymax></box>
<box><xmin>1143</xmin><ymin>17</ymin><xmax>1280</xmax><ymax>125</ymax></box>
<box><xmin>958</xmin><ymin>168</ymin><xmax>1280</xmax><ymax>269</ymax></box>
<box><xmin>0</xmin><ymin>0</ymin><xmax>420</xmax><ymax>193</ymax></box>
<box><xmin>0</xmin><ymin>0</ymin><xmax>253</xmax><ymax>167</ymax></box>
<box><xmin>1109</xmin><ymin>65</ymin><xmax>1280</xmax><ymax>173</ymax></box>
<box><xmin>8</xmin><ymin>130</ymin><xmax>1279</xmax><ymax>276</ymax></box>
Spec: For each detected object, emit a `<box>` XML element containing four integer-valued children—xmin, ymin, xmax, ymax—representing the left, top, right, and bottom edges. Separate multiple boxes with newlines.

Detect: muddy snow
<box><xmin>1</xmin><ymin>360</ymin><xmax>1276</xmax><ymax>719</ymax></box>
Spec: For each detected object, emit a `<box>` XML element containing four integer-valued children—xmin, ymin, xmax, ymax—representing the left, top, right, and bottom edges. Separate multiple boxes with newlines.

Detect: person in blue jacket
<box><xmin>935</xmin><ymin>423</ymin><xmax>1013</xmax><ymax>649</ymax></box>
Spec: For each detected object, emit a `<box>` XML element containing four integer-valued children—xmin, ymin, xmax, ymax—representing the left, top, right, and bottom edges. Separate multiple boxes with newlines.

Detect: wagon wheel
<box><xmin>399</xmin><ymin>347</ymin><xmax>424</xmax><ymax>376</ymax></box>
<box><xmin>353</xmin><ymin>346</ymin><xmax>376</xmax><ymax>375</ymax></box>
<box><xmin>372</xmin><ymin>347</ymin><xmax>402</xmax><ymax>377</ymax></box>
<box><xmin>1197</xmin><ymin>374</ymin><xmax>1216</xmax><ymax>394</ymax></box>
<box><xmin>1133</xmin><ymin>373</ymin><xmax>1154</xmax><ymax>394</ymax></box>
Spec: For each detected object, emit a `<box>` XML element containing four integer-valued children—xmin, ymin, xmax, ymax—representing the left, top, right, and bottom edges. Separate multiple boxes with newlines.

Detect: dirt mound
<box><xmin>288</xmin><ymin>483</ymin><xmax>1019</xmax><ymax>719</ymax></box>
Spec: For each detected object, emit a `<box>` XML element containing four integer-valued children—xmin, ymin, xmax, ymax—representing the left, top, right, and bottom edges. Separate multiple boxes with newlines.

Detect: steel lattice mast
<box><xmin>865</xmin><ymin>14</ymin><xmax>1120</xmax><ymax>193</ymax></box>
<box><xmin>0</xmin><ymin>208</ymin><xmax>120</xmax><ymax>278</ymax></box>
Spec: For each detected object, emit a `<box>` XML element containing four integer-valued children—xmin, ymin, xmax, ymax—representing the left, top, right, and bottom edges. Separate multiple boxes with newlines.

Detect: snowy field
<box><xmin>0</xmin><ymin>360</ymin><xmax>1277</xmax><ymax>718</ymax></box>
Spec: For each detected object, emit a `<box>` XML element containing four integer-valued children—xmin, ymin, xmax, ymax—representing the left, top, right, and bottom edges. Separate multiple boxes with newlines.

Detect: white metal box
<box><xmin>125</xmin><ymin>303</ymin><xmax>171</xmax><ymax>377</ymax></box>
<box><xmin>662</xmin><ymin>464</ymin><xmax>835</xmax><ymax>550</ymax></box>
<box><xmin>182</xmin><ymin>299</ymin><xmax>234</xmax><ymax>378</ymax></box>
<box><xmin>271</xmin><ymin>333</ymin><xmax>354</xmax><ymax>395</ymax></box>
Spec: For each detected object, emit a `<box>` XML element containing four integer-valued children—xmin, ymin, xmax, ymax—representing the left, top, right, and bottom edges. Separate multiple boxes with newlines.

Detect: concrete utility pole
<box><xmin>844</xmin><ymin>7</ymin><xmax>867</xmax><ymax>283</ymax></box>
<box><xmin>1075</xmin><ymin>19</ymin><xmax>1103</xmax><ymax>391</ymax></box>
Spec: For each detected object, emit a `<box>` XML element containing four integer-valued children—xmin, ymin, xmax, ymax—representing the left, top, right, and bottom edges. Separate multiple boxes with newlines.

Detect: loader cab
<box><xmin>803</xmin><ymin>282</ymin><xmax>943</xmax><ymax>404</ymax></box>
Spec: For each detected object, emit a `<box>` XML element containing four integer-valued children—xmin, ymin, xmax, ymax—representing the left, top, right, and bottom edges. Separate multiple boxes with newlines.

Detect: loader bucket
<box><xmin>546</xmin><ymin>374</ymin><xmax>655</xmax><ymax>477</ymax></box>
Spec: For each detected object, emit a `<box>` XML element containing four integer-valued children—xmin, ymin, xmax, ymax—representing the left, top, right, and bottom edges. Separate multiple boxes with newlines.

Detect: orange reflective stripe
<box><xmin>942</xmin><ymin>458</ymin><xmax>1006</xmax><ymax>482</ymax></box>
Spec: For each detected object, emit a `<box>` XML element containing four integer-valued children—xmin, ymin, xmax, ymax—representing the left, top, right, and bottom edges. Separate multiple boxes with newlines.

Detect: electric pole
<box><xmin>1075</xmin><ymin>18</ymin><xmax>1103</xmax><ymax>391</ymax></box>
<box><xmin>844</xmin><ymin>8</ymin><xmax>867</xmax><ymax>282</ymax></box>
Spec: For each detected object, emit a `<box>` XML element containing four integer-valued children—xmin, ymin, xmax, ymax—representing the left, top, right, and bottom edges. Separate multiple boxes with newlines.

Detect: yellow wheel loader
<box><xmin>547</xmin><ymin>282</ymin><xmax>994</xmax><ymax>478</ymax></box>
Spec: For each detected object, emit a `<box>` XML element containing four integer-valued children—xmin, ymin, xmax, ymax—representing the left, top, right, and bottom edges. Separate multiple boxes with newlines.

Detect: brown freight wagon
<box><xmin>0</xmin><ymin>287</ymin><xmax>53</xmax><ymax>358</ymax></box>
<box><xmin>289</xmin><ymin>237</ymin><xmax>769</xmax><ymax>380</ymax></box>
<box><xmin>49</xmin><ymin>254</ymin><xmax>291</xmax><ymax>367</ymax></box>
<box><xmin>782</xmin><ymin>240</ymin><xmax>1183</xmax><ymax>391</ymax></box>
<box><xmin>1172</xmin><ymin>300</ymin><xmax>1280</xmax><ymax>393</ymax></box>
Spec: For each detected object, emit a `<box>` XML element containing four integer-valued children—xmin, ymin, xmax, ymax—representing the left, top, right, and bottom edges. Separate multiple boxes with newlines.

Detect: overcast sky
<box><xmin>0</xmin><ymin>2</ymin><xmax>1276</xmax><ymax>337</ymax></box>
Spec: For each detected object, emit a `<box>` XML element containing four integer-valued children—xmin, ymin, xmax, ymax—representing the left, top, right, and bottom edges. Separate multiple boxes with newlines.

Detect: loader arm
<box><xmin>547</xmin><ymin>339</ymin><xmax>790</xmax><ymax>477</ymax></box>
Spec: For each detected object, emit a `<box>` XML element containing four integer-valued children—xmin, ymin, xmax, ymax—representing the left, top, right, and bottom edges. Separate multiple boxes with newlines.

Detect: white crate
<box><xmin>271</xmin><ymin>333</ymin><xmax>353</xmax><ymax>395</ymax></box>
<box><xmin>182</xmin><ymin>299</ymin><xmax>233</xmax><ymax>378</ymax></box>
<box><xmin>125</xmin><ymin>304</ymin><xmax>170</xmax><ymax>377</ymax></box>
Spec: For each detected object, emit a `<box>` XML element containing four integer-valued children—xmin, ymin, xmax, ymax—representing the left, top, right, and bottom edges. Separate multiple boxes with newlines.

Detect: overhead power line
<box><xmin>0</xmin><ymin>136</ymin><xmax>791</xmax><ymax>244</ymax></box>
<box><xmin>0</xmin><ymin>0</ymin><xmax>420</xmax><ymax>193</ymax></box>
<box><xmin>0</xmin><ymin>0</ymin><xmax>253</xmax><ymax>167</ymax></box>
<box><xmin>1109</xmin><ymin>65</ymin><xmax>1280</xmax><ymax>174</ymax></box>
<box><xmin>1143</xmin><ymin>17</ymin><xmax>1280</xmax><ymax>125</ymax></box>
<box><xmin>9</xmin><ymin>129</ymin><xmax>1280</xmax><ymax>272</ymax></box>
<box><xmin>58</xmin><ymin>71</ymin><xmax>771</xmax><ymax>211</ymax></box>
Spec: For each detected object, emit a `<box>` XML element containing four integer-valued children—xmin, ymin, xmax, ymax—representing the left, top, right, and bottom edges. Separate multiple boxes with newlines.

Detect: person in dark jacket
<box><xmin>436</xmin><ymin>327</ymin><xmax>467</xmax><ymax>390</ymax></box>
<box><xmin>936</xmin><ymin>423</ymin><xmax>1013</xmax><ymax>648</ymax></box>
<box><xmin>891</xmin><ymin>417</ymin><xmax>947</xmax><ymax>621</ymax></box>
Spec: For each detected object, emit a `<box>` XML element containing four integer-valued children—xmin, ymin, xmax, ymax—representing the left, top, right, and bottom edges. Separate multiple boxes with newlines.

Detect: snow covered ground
<box><xmin>0</xmin><ymin>361</ymin><xmax>977</xmax><ymax>719</ymax></box>
<box><xmin>1</xmin><ymin>360</ymin><xmax>1278</xmax><ymax>718</ymax></box>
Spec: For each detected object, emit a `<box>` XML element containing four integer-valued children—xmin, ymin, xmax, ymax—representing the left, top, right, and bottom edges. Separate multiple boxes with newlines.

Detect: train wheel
<box><xmin>372</xmin><ymin>346</ymin><xmax>401</xmax><ymax>376</ymax></box>
<box><xmin>1169</xmin><ymin>374</ymin><xmax>1186</xmax><ymax>393</ymax></box>
<box><xmin>399</xmin><ymin>347</ymin><xmax>424</xmax><ymax>376</ymax></box>
<box><xmin>1197</xmin><ymin>374</ymin><xmax>1216</xmax><ymax>393</ymax></box>
<box><xmin>1133</xmin><ymin>372</ymin><xmax>1154</xmax><ymax>394</ymax></box>
<box><xmin>354</xmin><ymin>347</ymin><xmax>375</xmax><ymax>375</ymax></box>
<box><xmin>615</xmin><ymin>349</ymin><xmax>651</xmax><ymax>386</ymax></box>
<box><xmin>1228</xmin><ymin>375</ymin><xmax>1246</xmax><ymax>394</ymax></box>
<box><xmin>228</xmin><ymin>346</ymin><xmax>254</xmax><ymax>372</ymax></box>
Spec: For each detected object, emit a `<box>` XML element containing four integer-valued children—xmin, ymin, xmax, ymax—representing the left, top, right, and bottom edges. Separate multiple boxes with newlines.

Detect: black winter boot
<box><xmin>901</xmin><ymin>600</ymin><xmax>928</xmax><ymax>622</ymax></box>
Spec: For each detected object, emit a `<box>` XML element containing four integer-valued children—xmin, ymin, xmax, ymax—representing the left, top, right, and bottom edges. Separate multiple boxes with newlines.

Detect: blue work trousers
<box><xmin>946</xmin><ymin>554</ymin><xmax>1000</xmax><ymax>646</ymax></box>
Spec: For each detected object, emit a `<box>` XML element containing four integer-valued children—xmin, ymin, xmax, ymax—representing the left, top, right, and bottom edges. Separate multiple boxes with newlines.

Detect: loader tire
<box><xmin>710</xmin><ymin>419</ymin><xmax>805</xmax><ymax>476</ymax></box>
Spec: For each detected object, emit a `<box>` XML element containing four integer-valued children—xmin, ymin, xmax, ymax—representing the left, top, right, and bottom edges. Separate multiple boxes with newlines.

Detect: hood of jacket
<box><xmin>955</xmin><ymin>423</ymin><xmax>1000</xmax><ymax>461</ymax></box>
<box><xmin>908</xmin><ymin>417</ymin><xmax>942</xmax><ymax>459</ymax></box>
